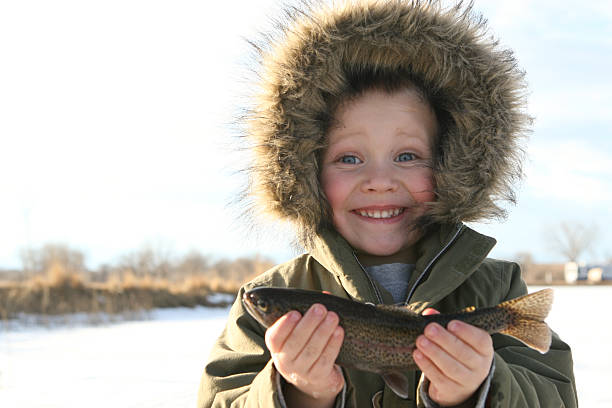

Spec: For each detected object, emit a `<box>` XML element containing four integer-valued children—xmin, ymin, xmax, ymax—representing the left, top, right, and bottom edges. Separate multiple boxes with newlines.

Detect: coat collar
<box><xmin>310</xmin><ymin>228</ymin><xmax>382</xmax><ymax>304</ymax></box>
<box><xmin>310</xmin><ymin>224</ymin><xmax>496</xmax><ymax>309</ymax></box>
<box><xmin>407</xmin><ymin>224</ymin><xmax>497</xmax><ymax>312</ymax></box>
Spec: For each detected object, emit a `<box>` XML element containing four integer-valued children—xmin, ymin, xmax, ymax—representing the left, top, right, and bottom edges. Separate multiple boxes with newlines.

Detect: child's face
<box><xmin>320</xmin><ymin>88</ymin><xmax>437</xmax><ymax>258</ymax></box>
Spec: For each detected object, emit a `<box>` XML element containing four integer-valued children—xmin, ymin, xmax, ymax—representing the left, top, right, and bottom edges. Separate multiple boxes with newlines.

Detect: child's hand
<box><xmin>264</xmin><ymin>303</ymin><xmax>345</xmax><ymax>408</ymax></box>
<box><xmin>413</xmin><ymin>308</ymin><xmax>494</xmax><ymax>406</ymax></box>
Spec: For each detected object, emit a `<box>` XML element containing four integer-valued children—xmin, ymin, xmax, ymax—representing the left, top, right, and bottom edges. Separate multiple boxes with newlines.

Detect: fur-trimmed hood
<box><xmin>243</xmin><ymin>0</ymin><xmax>530</xmax><ymax>246</ymax></box>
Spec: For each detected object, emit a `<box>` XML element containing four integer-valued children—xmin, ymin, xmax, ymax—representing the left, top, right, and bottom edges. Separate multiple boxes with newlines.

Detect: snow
<box><xmin>0</xmin><ymin>306</ymin><xmax>231</xmax><ymax>408</ymax></box>
<box><xmin>532</xmin><ymin>286</ymin><xmax>611</xmax><ymax>408</ymax></box>
<box><xmin>1</xmin><ymin>286</ymin><xmax>610</xmax><ymax>407</ymax></box>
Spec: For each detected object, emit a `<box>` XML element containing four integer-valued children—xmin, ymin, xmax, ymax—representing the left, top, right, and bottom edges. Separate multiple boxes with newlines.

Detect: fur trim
<box><xmin>242</xmin><ymin>0</ymin><xmax>530</xmax><ymax>246</ymax></box>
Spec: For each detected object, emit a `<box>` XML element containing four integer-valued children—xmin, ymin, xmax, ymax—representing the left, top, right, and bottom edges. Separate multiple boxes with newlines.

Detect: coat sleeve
<box><xmin>196</xmin><ymin>285</ymin><xmax>284</xmax><ymax>408</ymax></box>
<box><xmin>196</xmin><ymin>284</ymin><xmax>347</xmax><ymax>408</ymax></box>
<box><xmin>487</xmin><ymin>264</ymin><xmax>578</xmax><ymax>407</ymax></box>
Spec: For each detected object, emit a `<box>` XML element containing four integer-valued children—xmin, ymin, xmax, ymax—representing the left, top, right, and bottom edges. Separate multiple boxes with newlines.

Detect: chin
<box><xmin>356</xmin><ymin>234</ymin><xmax>421</xmax><ymax>259</ymax></box>
<box><xmin>361</xmin><ymin>243</ymin><xmax>405</xmax><ymax>257</ymax></box>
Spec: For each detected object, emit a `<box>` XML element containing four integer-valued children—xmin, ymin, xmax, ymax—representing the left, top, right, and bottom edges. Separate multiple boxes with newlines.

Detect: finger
<box><xmin>413</xmin><ymin>346</ymin><xmax>459</xmax><ymax>390</ymax></box>
<box><xmin>265</xmin><ymin>311</ymin><xmax>301</xmax><ymax>354</ymax></box>
<box><xmin>422</xmin><ymin>308</ymin><xmax>440</xmax><ymax>316</ymax></box>
<box><xmin>416</xmin><ymin>331</ymin><xmax>469</xmax><ymax>384</ymax></box>
<box><xmin>308</xmin><ymin>324</ymin><xmax>344</xmax><ymax>377</ymax></box>
<box><xmin>281</xmin><ymin>304</ymin><xmax>328</xmax><ymax>361</ymax></box>
<box><xmin>415</xmin><ymin>346</ymin><xmax>477</xmax><ymax>407</ymax></box>
<box><xmin>294</xmin><ymin>311</ymin><xmax>340</xmax><ymax>369</ymax></box>
<box><xmin>424</xmin><ymin>322</ymin><xmax>485</xmax><ymax>372</ymax></box>
<box><xmin>447</xmin><ymin>320</ymin><xmax>493</xmax><ymax>360</ymax></box>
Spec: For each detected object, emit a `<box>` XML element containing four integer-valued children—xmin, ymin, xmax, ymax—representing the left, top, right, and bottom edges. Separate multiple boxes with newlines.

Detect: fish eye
<box><xmin>256</xmin><ymin>298</ymin><xmax>268</xmax><ymax>311</ymax></box>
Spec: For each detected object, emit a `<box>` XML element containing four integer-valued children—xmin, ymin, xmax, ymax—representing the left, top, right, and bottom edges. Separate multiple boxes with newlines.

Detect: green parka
<box><xmin>199</xmin><ymin>1</ymin><xmax>578</xmax><ymax>406</ymax></box>
<box><xmin>197</xmin><ymin>224</ymin><xmax>577</xmax><ymax>407</ymax></box>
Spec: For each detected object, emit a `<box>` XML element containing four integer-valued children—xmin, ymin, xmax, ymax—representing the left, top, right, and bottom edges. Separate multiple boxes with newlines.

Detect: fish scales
<box><xmin>339</xmin><ymin>305</ymin><xmax>516</xmax><ymax>372</ymax></box>
<box><xmin>242</xmin><ymin>287</ymin><xmax>553</xmax><ymax>398</ymax></box>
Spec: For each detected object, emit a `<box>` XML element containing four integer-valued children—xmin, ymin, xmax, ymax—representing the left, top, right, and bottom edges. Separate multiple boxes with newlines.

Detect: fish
<box><xmin>242</xmin><ymin>287</ymin><xmax>553</xmax><ymax>399</ymax></box>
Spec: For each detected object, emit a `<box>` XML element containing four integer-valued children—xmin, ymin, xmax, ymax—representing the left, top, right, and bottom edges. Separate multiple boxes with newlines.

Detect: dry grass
<box><xmin>0</xmin><ymin>261</ymin><xmax>251</xmax><ymax>321</ymax></box>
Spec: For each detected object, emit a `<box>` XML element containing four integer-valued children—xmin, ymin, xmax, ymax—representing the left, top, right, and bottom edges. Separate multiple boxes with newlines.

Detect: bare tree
<box><xmin>19</xmin><ymin>243</ymin><xmax>86</xmax><ymax>277</ymax></box>
<box><xmin>513</xmin><ymin>251</ymin><xmax>534</xmax><ymax>280</ymax></box>
<box><xmin>545</xmin><ymin>221</ymin><xmax>599</xmax><ymax>263</ymax></box>
<box><xmin>176</xmin><ymin>250</ymin><xmax>211</xmax><ymax>277</ymax></box>
<box><xmin>118</xmin><ymin>241</ymin><xmax>175</xmax><ymax>279</ymax></box>
<box><xmin>211</xmin><ymin>255</ymin><xmax>274</xmax><ymax>282</ymax></box>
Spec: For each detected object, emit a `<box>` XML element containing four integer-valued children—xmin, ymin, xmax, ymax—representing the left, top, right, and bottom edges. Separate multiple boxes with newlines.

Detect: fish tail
<box><xmin>498</xmin><ymin>289</ymin><xmax>553</xmax><ymax>353</ymax></box>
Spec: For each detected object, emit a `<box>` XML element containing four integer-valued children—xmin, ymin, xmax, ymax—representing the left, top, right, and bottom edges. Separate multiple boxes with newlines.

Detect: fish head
<box><xmin>242</xmin><ymin>288</ymin><xmax>289</xmax><ymax>328</ymax></box>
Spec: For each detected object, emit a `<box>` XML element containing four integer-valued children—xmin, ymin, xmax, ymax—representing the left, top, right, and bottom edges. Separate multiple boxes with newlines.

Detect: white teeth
<box><xmin>357</xmin><ymin>208</ymin><xmax>404</xmax><ymax>219</ymax></box>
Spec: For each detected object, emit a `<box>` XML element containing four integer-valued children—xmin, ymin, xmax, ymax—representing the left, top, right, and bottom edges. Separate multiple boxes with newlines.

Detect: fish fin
<box><xmin>499</xmin><ymin>289</ymin><xmax>553</xmax><ymax>353</ymax></box>
<box><xmin>382</xmin><ymin>371</ymin><xmax>410</xmax><ymax>399</ymax></box>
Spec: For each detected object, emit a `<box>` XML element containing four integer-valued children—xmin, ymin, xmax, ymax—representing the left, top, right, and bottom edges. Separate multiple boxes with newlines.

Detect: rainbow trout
<box><xmin>242</xmin><ymin>287</ymin><xmax>553</xmax><ymax>398</ymax></box>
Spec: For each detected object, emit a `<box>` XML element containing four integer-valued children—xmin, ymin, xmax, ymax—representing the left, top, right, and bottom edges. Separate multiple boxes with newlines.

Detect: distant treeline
<box><xmin>0</xmin><ymin>244</ymin><xmax>275</xmax><ymax>320</ymax></box>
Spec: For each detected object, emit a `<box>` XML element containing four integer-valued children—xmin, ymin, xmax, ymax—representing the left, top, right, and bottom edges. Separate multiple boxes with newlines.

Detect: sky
<box><xmin>1</xmin><ymin>0</ymin><xmax>611</xmax><ymax>270</ymax></box>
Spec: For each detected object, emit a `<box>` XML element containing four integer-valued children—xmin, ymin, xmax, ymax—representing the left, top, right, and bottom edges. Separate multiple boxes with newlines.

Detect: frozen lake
<box><xmin>0</xmin><ymin>286</ymin><xmax>609</xmax><ymax>407</ymax></box>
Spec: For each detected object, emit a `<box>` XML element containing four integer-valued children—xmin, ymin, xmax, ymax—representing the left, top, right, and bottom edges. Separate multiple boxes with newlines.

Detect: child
<box><xmin>198</xmin><ymin>1</ymin><xmax>577</xmax><ymax>407</ymax></box>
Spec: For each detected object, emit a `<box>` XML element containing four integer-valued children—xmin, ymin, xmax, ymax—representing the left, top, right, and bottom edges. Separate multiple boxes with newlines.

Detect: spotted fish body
<box><xmin>242</xmin><ymin>287</ymin><xmax>553</xmax><ymax>398</ymax></box>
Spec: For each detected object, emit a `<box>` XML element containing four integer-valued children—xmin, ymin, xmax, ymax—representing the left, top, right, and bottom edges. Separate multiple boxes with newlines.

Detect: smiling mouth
<box><xmin>353</xmin><ymin>208</ymin><xmax>405</xmax><ymax>219</ymax></box>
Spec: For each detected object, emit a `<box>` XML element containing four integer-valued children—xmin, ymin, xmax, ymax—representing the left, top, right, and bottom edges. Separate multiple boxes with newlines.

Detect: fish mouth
<box><xmin>242</xmin><ymin>291</ymin><xmax>269</xmax><ymax>328</ymax></box>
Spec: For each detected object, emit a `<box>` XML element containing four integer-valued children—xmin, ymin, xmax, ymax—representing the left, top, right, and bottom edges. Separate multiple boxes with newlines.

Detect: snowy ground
<box><xmin>0</xmin><ymin>286</ymin><xmax>609</xmax><ymax>407</ymax></box>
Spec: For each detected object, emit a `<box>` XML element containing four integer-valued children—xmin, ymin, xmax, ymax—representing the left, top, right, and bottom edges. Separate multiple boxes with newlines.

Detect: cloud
<box><xmin>484</xmin><ymin>0</ymin><xmax>612</xmax><ymax>38</ymax></box>
<box><xmin>530</xmin><ymin>85</ymin><xmax>612</xmax><ymax>127</ymax></box>
<box><xmin>525</xmin><ymin>140</ymin><xmax>612</xmax><ymax>203</ymax></box>
<box><xmin>471</xmin><ymin>1</ymin><xmax>612</xmax><ymax>129</ymax></box>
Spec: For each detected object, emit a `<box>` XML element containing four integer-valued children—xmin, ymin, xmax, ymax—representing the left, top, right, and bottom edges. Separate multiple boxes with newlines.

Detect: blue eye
<box><xmin>396</xmin><ymin>152</ymin><xmax>415</xmax><ymax>162</ymax></box>
<box><xmin>340</xmin><ymin>155</ymin><xmax>362</xmax><ymax>164</ymax></box>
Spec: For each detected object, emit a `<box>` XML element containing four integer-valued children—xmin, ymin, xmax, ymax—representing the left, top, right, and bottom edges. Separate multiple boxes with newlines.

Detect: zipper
<box><xmin>404</xmin><ymin>223</ymin><xmax>465</xmax><ymax>305</ymax></box>
<box><xmin>351</xmin><ymin>222</ymin><xmax>464</xmax><ymax>306</ymax></box>
<box><xmin>352</xmin><ymin>251</ymin><xmax>384</xmax><ymax>304</ymax></box>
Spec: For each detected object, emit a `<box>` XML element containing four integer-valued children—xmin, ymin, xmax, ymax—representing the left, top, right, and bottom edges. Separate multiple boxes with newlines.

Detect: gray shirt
<box><xmin>365</xmin><ymin>263</ymin><xmax>415</xmax><ymax>304</ymax></box>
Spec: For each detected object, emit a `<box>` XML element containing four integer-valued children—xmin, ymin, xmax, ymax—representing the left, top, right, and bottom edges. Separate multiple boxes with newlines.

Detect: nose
<box><xmin>360</xmin><ymin>161</ymin><xmax>399</xmax><ymax>193</ymax></box>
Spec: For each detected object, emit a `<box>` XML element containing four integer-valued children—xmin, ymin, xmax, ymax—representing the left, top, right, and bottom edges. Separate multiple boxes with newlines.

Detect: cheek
<box><xmin>321</xmin><ymin>170</ymin><xmax>349</xmax><ymax>215</ymax></box>
<box><xmin>408</xmin><ymin>171</ymin><xmax>435</xmax><ymax>203</ymax></box>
